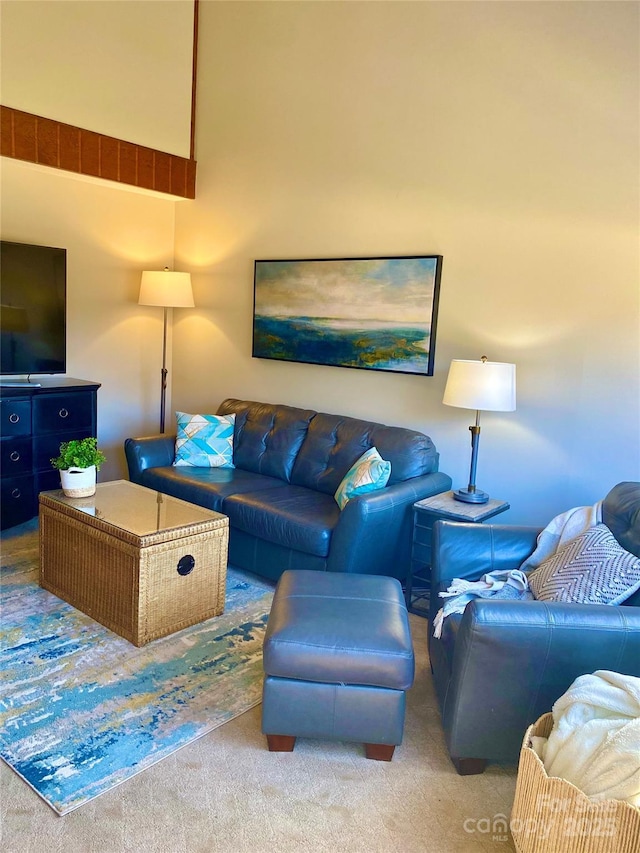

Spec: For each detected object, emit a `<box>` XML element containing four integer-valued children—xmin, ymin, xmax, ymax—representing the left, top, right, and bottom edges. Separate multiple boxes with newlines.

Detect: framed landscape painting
<box><xmin>252</xmin><ymin>255</ymin><xmax>443</xmax><ymax>375</ymax></box>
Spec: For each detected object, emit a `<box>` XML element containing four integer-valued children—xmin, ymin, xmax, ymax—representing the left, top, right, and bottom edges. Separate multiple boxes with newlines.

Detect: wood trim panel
<box><xmin>1</xmin><ymin>105</ymin><xmax>197</xmax><ymax>199</ymax></box>
<box><xmin>191</xmin><ymin>0</ymin><xmax>199</xmax><ymax>161</ymax></box>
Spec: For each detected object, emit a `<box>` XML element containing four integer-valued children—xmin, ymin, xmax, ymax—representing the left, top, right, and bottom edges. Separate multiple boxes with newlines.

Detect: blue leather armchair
<box><xmin>428</xmin><ymin>481</ymin><xmax>640</xmax><ymax>775</ymax></box>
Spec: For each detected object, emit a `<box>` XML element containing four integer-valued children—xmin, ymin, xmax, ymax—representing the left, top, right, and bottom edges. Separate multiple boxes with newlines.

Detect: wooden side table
<box><xmin>407</xmin><ymin>490</ymin><xmax>510</xmax><ymax>616</ymax></box>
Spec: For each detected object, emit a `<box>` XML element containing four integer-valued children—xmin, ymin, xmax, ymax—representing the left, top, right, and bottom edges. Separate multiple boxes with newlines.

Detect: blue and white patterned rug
<box><xmin>0</xmin><ymin>519</ymin><xmax>274</xmax><ymax>815</ymax></box>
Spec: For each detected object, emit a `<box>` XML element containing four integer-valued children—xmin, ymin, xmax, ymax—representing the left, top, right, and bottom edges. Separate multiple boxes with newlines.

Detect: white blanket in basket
<box><xmin>534</xmin><ymin>670</ymin><xmax>640</xmax><ymax>807</ymax></box>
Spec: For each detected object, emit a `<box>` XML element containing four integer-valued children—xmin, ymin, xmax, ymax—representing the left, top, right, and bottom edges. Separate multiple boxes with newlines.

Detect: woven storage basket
<box><xmin>511</xmin><ymin>712</ymin><xmax>640</xmax><ymax>853</ymax></box>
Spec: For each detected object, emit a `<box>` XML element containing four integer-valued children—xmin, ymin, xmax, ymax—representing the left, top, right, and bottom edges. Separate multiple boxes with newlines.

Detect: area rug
<box><xmin>0</xmin><ymin>520</ymin><xmax>274</xmax><ymax>816</ymax></box>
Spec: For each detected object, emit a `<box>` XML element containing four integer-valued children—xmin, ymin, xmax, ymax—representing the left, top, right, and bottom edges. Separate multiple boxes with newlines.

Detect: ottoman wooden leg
<box><xmin>266</xmin><ymin>734</ymin><xmax>296</xmax><ymax>752</ymax></box>
<box><xmin>365</xmin><ymin>743</ymin><xmax>395</xmax><ymax>761</ymax></box>
<box><xmin>451</xmin><ymin>756</ymin><xmax>487</xmax><ymax>775</ymax></box>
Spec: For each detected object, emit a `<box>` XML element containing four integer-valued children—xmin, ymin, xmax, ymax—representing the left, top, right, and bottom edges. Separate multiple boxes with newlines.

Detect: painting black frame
<box><xmin>252</xmin><ymin>255</ymin><xmax>443</xmax><ymax>376</ymax></box>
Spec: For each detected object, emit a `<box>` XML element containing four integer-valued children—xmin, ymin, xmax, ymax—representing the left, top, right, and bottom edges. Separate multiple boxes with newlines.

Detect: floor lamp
<box><xmin>443</xmin><ymin>356</ymin><xmax>516</xmax><ymax>503</ymax></box>
<box><xmin>139</xmin><ymin>268</ymin><xmax>194</xmax><ymax>433</ymax></box>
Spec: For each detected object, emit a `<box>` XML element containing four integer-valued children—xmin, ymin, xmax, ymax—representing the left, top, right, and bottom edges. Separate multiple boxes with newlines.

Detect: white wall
<box><xmin>1</xmin><ymin>159</ymin><xmax>177</xmax><ymax>481</ymax></box>
<box><xmin>1</xmin><ymin>0</ymin><xmax>194</xmax><ymax>157</ymax></box>
<box><xmin>174</xmin><ymin>1</ymin><xmax>640</xmax><ymax>525</ymax></box>
<box><xmin>1</xmin><ymin>0</ymin><xmax>194</xmax><ymax>480</ymax></box>
<box><xmin>2</xmin><ymin>1</ymin><xmax>637</xmax><ymax>524</ymax></box>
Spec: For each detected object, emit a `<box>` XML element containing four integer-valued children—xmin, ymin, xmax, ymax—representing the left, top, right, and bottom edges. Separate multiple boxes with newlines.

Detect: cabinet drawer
<box><xmin>0</xmin><ymin>399</ymin><xmax>32</xmax><ymax>436</ymax></box>
<box><xmin>1</xmin><ymin>475</ymin><xmax>35</xmax><ymax>529</ymax></box>
<box><xmin>1</xmin><ymin>437</ymin><xmax>33</xmax><ymax>477</ymax></box>
<box><xmin>37</xmin><ymin>468</ymin><xmax>62</xmax><ymax>495</ymax></box>
<box><xmin>35</xmin><ymin>429</ymin><xmax>93</xmax><ymax>472</ymax></box>
<box><xmin>33</xmin><ymin>393</ymin><xmax>93</xmax><ymax>434</ymax></box>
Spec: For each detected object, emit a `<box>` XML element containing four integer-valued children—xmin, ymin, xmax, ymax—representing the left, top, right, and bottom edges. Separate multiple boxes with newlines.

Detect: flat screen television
<box><xmin>0</xmin><ymin>240</ymin><xmax>66</xmax><ymax>376</ymax></box>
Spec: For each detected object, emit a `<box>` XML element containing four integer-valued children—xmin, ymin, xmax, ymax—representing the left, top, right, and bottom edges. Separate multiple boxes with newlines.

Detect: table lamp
<box><xmin>139</xmin><ymin>267</ymin><xmax>194</xmax><ymax>433</ymax></box>
<box><xmin>443</xmin><ymin>356</ymin><xmax>516</xmax><ymax>503</ymax></box>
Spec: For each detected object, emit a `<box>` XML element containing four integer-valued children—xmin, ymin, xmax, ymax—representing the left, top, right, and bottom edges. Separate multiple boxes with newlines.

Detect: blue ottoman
<box><xmin>261</xmin><ymin>570</ymin><xmax>415</xmax><ymax>761</ymax></box>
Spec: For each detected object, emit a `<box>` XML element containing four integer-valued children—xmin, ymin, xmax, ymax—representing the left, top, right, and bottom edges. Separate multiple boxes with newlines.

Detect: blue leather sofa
<box><xmin>125</xmin><ymin>398</ymin><xmax>452</xmax><ymax>583</ymax></box>
<box><xmin>428</xmin><ymin>481</ymin><xmax>640</xmax><ymax>775</ymax></box>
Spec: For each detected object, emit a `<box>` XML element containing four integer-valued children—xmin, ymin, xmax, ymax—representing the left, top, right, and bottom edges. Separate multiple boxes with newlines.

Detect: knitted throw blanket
<box><xmin>432</xmin><ymin>569</ymin><xmax>533</xmax><ymax>638</ymax></box>
<box><xmin>432</xmin><ymin>501</ymin><xmax>603</xmax><ymax>639</ymax></box>
<box><xmin>519</xmin><ymin>501</ymin><xmax>603</xmax><ymax>572</ymax></box>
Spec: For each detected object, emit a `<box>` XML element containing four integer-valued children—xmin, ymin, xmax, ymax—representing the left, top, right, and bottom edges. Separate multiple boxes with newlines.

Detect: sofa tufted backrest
<box><xmin>217</xmin><ymin>398</ymin><xmax>315</xmax><ymax>482</ymax></box>
<box><xmin>291</xmin><ymin>412</ymin><xmax>439</xmax><ymax>495</ymax></box>
<box><xmin>218</xmin><ymin>398</ymin><xmax>439</xmax><ymax>493</ymax></box>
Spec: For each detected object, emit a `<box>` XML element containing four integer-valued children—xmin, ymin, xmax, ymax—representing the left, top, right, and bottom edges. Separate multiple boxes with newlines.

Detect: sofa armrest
<box><xmin>327</xmin><ymin>471</ymin><xmax>452</xmax><ymax>578</ymax></box>
<box><xmin>124</xmin><ymin>435</ymin><xmax>176</xmax><ymax>484</ymax></box>
<box><xmin>442</xmin><ymin>598</ymin><xmax>640</xmax><ymax>762</ymax></box>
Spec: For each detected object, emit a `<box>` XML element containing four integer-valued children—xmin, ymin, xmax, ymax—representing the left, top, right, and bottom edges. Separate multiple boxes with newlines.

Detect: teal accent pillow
<box><xmin>174</xmin><ymin>412</ymin><xmax>235</xmax><ymax>468</ymax></box>
<box><xmin>334</xmin><ymin>447</ymin><xmax>391</xmax><ymax>510</ymax></box>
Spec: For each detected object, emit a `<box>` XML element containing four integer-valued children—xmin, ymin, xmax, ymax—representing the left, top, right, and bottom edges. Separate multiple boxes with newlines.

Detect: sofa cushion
<box><xmin>223</xmin><ymin>485</ymin><xmax>340</xmax><ymax>557</ymax></box>
<box><xmin>334</xmin><ymin>446</ymin><xmax>391</xmax><ymax>509</ymax></box>
<box><xmin>217</xmin><ymin>399</ymin><xmax>315</xmax><ymax>482</ymax></box>
<box><xmin>174</xmin><ymin>412</ymin><xmax>235</xmax><ymax>468</ymax></box>
<box><xmin>291</xmin><ymin>411</ymin><xmax>438</xmax><ymax>495</ymax></box>
<box><xmin>528</xmin><ymin>523</ymin><xmax>640</xmax><ymax>605</ymax></box>
<box><xmin>139</xmin><ymin>466</ymin><xmax>289</xmax><ymax>513</ymax></box>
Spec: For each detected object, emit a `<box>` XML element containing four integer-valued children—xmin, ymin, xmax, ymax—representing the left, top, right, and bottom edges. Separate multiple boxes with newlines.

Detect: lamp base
<box><xmin>454</xmin><ymin>487</ymin><xmax>490</xmax><ymax>504</ymax></box>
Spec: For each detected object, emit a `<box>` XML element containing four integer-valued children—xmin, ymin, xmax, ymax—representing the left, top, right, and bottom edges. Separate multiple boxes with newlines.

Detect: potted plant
<box><xmin>50</xmin><ymin>437</ymin><xmax>106</xmax><ymax>498</ymax></box>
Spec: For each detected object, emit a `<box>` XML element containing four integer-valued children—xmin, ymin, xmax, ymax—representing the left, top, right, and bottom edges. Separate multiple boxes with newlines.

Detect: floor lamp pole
<box><xmin>160</xmin><ymin>306</ymin><xmax>168</xmax><ymax>433</ymax></box>
<box><xmin>140</xmin><ymin>268</ymin><xmax>194</xmax><ymax>435</ymax></box>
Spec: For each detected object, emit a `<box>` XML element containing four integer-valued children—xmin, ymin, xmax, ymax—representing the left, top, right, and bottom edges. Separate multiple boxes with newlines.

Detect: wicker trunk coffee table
<box><xmin>39</xmin><ymin>480</ymin><xmax>229</xmax><ymax>646</ymax></box>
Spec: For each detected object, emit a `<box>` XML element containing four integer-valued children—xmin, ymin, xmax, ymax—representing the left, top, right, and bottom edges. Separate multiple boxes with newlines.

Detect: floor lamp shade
<box><xmin>138</xmin><ymin>268</ymin><xmax>194</xmax><ymax>434</ymax></box>
<box><xmin>443</xmin><ymin>358</ymin><xmax>516</xmax><ymax>503</ymax></box>
<box><xmin>138</xmin><ymin>269</ymin><xmax>194</xmax><ymax>308</ymax></box>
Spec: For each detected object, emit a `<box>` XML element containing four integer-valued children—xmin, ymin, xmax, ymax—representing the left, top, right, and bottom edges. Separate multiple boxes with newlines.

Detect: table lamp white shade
<box><xmin>443</xmin><ymin>359</ymin><xmax>516</xmax><ymax>413</ymax></box>
<box><xmin>138</xmin><ymin>268</ymin><xmax>194</xmax><ymax>308</ymax></box>
<box><xmin>443</xmin><ymin>357</ymin><xmax>516</xmax><ymax>504</ymax></box>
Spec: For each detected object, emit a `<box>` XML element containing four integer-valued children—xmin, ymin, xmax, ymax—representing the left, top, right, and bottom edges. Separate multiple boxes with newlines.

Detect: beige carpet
<box><xmin>1</xmin><ymin>612</ymin><xmax>517</xmax><ymax>853</ymax></box>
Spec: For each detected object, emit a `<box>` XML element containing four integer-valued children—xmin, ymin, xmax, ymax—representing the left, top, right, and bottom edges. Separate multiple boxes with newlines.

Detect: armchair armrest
<box><xmin>432</xmin><ymin>520</ymin><xmax>540</xmax><ymax>586</ymax></box>
<box><xmin>443</xmin><ymin>598</ymin><xmax>640</xmax><ymax>763</ymax></box>
<box><xmin>430</xmin><ymin>520</ymin><xmax>540</xmax><ymax>627</ymax></box>
<box><xmin>328</xmin><ymin>471</ymin><xmax>452</xmax><ymax>578</ymax></box>
<box><xmin>124</xmin><ymin>435</ymin><xmax>176</xmax><ymax>483</ymax></box>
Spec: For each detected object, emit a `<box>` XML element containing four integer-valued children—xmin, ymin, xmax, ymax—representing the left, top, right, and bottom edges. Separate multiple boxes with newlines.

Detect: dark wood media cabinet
<box><xmin>0</xmin><ymin>377</ymin><xmax>100</xmax><ymax>530</ymax></box>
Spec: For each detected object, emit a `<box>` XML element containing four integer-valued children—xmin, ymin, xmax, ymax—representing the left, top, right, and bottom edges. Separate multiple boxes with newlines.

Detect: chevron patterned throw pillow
<box><xmin>174</xmin><ymin>412</ymin><xmax>236</xmax><ymax>468</ymax></box>
<box><xmin>528</xmin><ymin>523</ymin><xmax>640</xmax><ymax>605</ymax></box>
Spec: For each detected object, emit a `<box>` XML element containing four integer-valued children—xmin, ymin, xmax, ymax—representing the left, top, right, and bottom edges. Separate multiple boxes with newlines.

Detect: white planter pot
<box><xmin>59</xmin><ymin>465</ymin><xmax>96</xmax><ymax>498</ymax></box>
